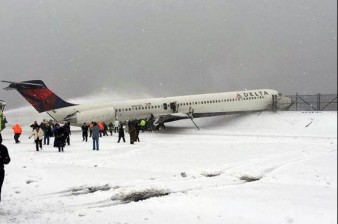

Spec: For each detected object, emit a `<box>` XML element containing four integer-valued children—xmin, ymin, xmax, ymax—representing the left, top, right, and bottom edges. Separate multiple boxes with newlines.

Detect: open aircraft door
<box><xmin>170</xmin><ymin>101</ymin><xmax>179</xmax><ymax>113</ymax></box>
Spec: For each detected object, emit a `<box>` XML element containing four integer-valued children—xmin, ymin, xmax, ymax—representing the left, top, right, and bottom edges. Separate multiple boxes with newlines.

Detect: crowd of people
<box><xmin>9</xmin><ymin>118</ymin><xmax>151</xmax><ymax>152</ymax></box>
<box><xmin>26</xmin><ymin>120</ymin><xmax>71</xmax><ymax>152</ymax></box>
<box><xmin>0</xmin><ymin>117</ymin><xmax>154</xmax><ymax>203</ymax></box>
<box><xmin>80</xmin><ymin>119</ymin><xmax>147</xmax><ymax>147</ymax></box>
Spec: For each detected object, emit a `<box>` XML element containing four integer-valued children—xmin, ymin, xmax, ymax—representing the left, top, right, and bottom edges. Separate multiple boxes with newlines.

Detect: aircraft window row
<box><xmin>243</xmin><ymin>96</ymin><xmax>265</xmax><ymax>100</ymax></box>
<box><xmin>178</xmin><ymin>96</ymin><xmax>265</xmax><ymax>106</ymax></box>
<box><xmin>116</xmin><ymin>105</ymin><xmax>161</xmax><ymax>113</ymax></box>
<box><xmin>115</xmin><ymin>96</ymin><xmax>266</xmax><ymax>112</ymax></box>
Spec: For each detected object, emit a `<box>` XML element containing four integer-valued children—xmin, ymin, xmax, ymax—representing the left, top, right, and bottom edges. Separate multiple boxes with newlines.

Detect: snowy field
<box><xmin>0</xmin><ymin>108</ymin><xmax>336</xmax><ymax>224</ymax></box>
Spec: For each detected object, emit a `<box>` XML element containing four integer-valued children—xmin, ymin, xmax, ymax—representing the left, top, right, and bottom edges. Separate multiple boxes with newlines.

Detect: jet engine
<box><xmin>65</xmin><ymin>107</ymin><xmax>116</xmax><ymax>126</ymax></box>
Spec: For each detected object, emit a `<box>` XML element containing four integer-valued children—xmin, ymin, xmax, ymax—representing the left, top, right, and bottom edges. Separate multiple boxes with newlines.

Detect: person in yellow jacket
<box><xmin>29</xmin><ymin>126</ymin><xmax>44</xmax><ymax>151</ymax></box>
<box><xmin>140</xmin><ymin>119</ymin><xmax>146</xmax><ymax>132</ymax></box>
<box><xmin>12</xmin><ymin>123</ymin><xmax>23</xmax><ymax>144</ymax></box>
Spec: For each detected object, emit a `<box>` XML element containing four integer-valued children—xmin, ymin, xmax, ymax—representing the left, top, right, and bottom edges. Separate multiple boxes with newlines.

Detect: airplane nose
<box><xmin>277</xmin><ymin>96</ymin><xmax>292</xmax><ymax>109</ymax></box>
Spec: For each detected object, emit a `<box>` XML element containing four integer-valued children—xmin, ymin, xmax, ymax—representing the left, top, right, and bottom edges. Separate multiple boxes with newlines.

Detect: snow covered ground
<box><xmin>0</xmin><ymin>107</ymin><xmax>336</xmax><ymax>224</ymax></box>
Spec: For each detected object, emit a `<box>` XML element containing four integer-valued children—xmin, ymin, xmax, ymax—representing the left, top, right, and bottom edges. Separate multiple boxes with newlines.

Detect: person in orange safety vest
<box><xmin>12</xmin><ymin>123</ymin><xmax>23</xmax><ymax>144</ymax></box>
<box><xmin>98</xmin><ymin>121</ymin><xmax>104</xmax><ymax>137</ymax></box>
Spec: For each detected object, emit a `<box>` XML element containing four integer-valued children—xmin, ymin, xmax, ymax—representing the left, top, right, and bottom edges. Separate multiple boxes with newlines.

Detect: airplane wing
<box><xmin>154</xmin><ymin>113</ymin><xmax>190</xmax><ymax>125</ymax></box>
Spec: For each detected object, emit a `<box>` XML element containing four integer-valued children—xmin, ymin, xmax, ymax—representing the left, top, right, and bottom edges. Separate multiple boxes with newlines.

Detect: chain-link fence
<box><xmin>287</xmin><ymin>94</ymin><xmax>337</xmax><ymax>111</ymax></box>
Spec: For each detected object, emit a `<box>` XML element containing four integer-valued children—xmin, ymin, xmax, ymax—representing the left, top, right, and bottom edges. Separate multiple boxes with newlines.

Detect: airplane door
<box><xmin>170</xmin><ymin>102</ymin><xmax>178</xmax><ymax>113</ymax></box>
<box><xmin>116</xmin><ymin>108</ymin><xmax>122</xmax><ymax>120</ymax></box>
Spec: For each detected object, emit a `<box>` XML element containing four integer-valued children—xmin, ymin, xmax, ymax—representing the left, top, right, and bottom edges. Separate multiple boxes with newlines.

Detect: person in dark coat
<box><xmin>43</xmin><ymin>122</ymin><xmax>52</xmax><ymax>145</ymax></box>
<box><xmin>48</xmin><ymin>119</ymin><xmax>55</xmax><ymax>137</ymax></box>
<box><xmin>103</xmin><ymin>122</ymin><xmax>108</xmax><ymax>136</ymax></box>
<box><xmin>63</xmin><ymin>122</ymin><xmax>71</xmax><ymax>145</ymax></box>
<box><xmin>0</xmin><ymin>133</ymin><xmax>11</xmax><ymax>202</ymax></box>
<box><xmin>117</xmin><ymin>124</ymin><xmax>125</xmax><ymax>143</ymax></box>
<box><xmin>81</xmin><ymin>123</ymin><xmax>89</xmax><ymax>142</ymax></box>
<box><xmin>54</xmin><ymin>124</ymin><xmax>66</xmax><ymax>152</ymax></box>
<box><xmin>108</xmin><ymin>122</ymin><xmax>114</xmax><ymax>136</ymax></box>
<box><xmin>128</xmin><ymin>121</ymin><xmax>138</xmax><ymax>144</ymax></box>
<box><xmin>52</xmin><ymin>124</ymin><xmax>58</xmax><ymax>137</ymax></box>
<box><xmin>135</xmin><ymin>121</ymin><xmax>140</xmax><ymax>142</ymax></box>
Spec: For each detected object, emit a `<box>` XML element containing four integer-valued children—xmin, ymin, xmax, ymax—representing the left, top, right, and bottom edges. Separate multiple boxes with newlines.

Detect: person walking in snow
<box><xmin>103</xmin><ymin>122</ymin><xmax>108</xmax><ymax>136</ymax></box>
<box><xmin>54</xmin><ymin>124</ymin><xmax>66</xmax><ymax>152</ymax></box>
<box><xmin>41</xmin><ymin>120</ymin><xmax>52</xmax><ymax>145</ymax></box>
<box><xmin>63</xmin><ymin>122</ymin><xmax>71</xmax><ymax>145</ymax></box>
<box><xmin>12</xmin><ymin>123</ymin><xmax>22</xmax><ymax>144</ymax></box>
<box><xmin>117</xmin><ymin>124</ymin><xmax>125</xmax><ymax>143</ymax></box>
<box><xmin>29</xmin><ymin>126</ymin><xmax>44</xmax><ymax>151</ymax></box>
<box><xmin>0</xmin><ymin>133</ymin><xmax>11</xmax><ymax>202</ymax></box>
<box><xmin>113</xmin><ymin>119</ymin><xmax>119</xmax><ymax>133</ymax></box>
<box><xmin>89</xmin><ymin>121</ymin><xmax>94</xmax><ymax>138</ymax></box>
<box><xmin>30</xmin><ymin>121</ymin><xmax>39</xmax><ymax>131</ymax></box>
<box><xmin>91</xmin><ymin>122</ymin><xmax>100</xmax><ymax>150</ymax></box>
<box><xmin>81</xmin><ymin>123</ymin><xmax>89</xmax><ymax>142</ymax></box>
<box><xmin>128</xmin><ymin>121</ymin><xmax>137</xmax><ymax>144</ymax></box>
<box><xmin>108</xmin><ymin>122</ymin><xmax>114</xmax><ymax>136</ymax></box>
<box><xmin>98</xmin><ymin>121</ymin><xmax>104</xmax><ymax>137</ymax></box>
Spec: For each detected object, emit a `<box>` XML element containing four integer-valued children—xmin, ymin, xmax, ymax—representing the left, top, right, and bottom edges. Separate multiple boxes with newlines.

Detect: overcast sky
<box><xmin>0</xmin><ymin>0</ymin><xmax>337</xmax><ymax>109</ymax></box>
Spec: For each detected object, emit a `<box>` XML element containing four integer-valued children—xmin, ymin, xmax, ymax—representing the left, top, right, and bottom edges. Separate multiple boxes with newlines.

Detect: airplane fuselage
<box><xmin>46</xmin><ymin>89</ymin><xmax>290</xmax><ymax>126</ymax></box>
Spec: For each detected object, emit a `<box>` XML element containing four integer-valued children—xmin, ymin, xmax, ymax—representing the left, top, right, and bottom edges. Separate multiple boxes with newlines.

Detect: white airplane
<box><xmin>2</xmin><ymin>80</ymin><xmax>291</xmax><ymax>129</ymax></box>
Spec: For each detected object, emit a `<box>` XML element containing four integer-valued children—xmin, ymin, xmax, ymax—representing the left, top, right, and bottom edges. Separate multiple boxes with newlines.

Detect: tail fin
<box><xmin>2</xmin><ymin>80</ymin><xmax>75</xmax><ymax>113</ymax></box>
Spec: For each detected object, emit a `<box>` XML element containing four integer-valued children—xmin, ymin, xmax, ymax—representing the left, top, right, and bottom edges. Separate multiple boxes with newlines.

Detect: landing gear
<box><xmin>187</xmin><ymin>113</ymin><xmax>200</xmax><ymax>130</ymax></box>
